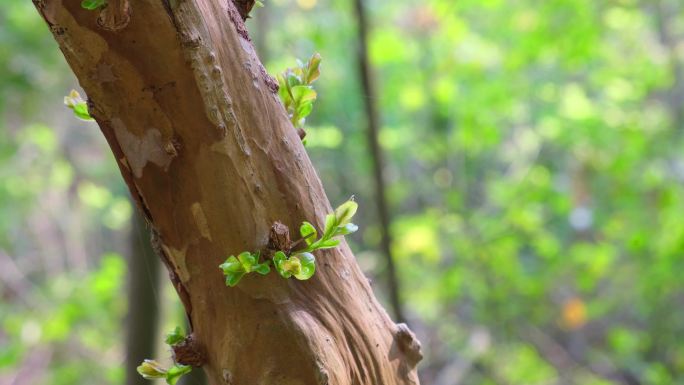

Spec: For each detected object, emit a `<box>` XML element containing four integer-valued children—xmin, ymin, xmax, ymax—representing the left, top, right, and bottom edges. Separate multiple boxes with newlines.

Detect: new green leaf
<box><xmin>164</xmin><ymin>326</ymin><xmax>185</xmax><ymax>346</ymax></box>
<box><xmin>64</xmin><ymin>89</ymin><xmax>94</xmax><ymax>121</ymax></box>
<box><xmin>300</xmin><ymin>221</ymin><xmax>317</xmax><ymax>246</ymax></box>
<box><xmin>334</xmin><ymin>200</ymin><xmax>358</xmax><ymax>226</ymax></box>
<box><xmin>274</xmin><ymin>251</ymin><xmax>316</xmax><ymax>280</ymax></box>
<box><xmin>137</xmin><ymin>360</ymin><xmax>167</xmax><ymax>380</ymax></box>
<box><xmin>277</xmin><ymin>53</ymin><xmax>322</xmax><ymax>133</ymax></box>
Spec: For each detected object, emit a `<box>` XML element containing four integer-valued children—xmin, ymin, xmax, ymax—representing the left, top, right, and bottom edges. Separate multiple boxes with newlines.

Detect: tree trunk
<box><xmin>32</xmin><ymin>1</ymin><xmax>422</xmax><ymax>384</ymax></box>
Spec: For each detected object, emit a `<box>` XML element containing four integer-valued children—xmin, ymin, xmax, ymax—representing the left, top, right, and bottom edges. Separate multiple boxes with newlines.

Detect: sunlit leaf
<box><xmin>306</xmin><ymin>53</ymin><xmax>322</xmax><ymax>84</ymax></box>
<box><xmin>137</xmin><ymin>360</ymin><xmax>167</xmax><ymax>380</ymax></box>
<box><xmin>334</xmin><ymin>200</ymin><xmax>357</xmax><ymax>226</ymax></box>
<box><xmin>64</xmin><ymin>89</ymin><xmax>94</xmax><ymax>121</ymax></box>
<box><xmin>300</xmin><ymin>221</ymin><xmax>317</xmax><ymax>246</ymax></box>
<box><xmin>293</xmin><ymin>252</ymin><xmax>315</xmax><ymax>280</ymax></box>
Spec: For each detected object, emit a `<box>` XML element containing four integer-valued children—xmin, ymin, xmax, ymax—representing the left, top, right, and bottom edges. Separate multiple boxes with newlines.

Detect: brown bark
<box><xmin>32</xmin><ymin>1</ymin><xmax>421</xmax><ymax>384</ymax></box>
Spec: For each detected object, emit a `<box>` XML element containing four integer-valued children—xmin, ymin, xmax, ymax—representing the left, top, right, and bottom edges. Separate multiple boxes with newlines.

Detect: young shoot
<box><xmin>300</xmin><ymin>199</ymin><xmax>359</xmax><ymax>253</ymax></box>
<box><xmin>137</xmin><ymin>360</ymin><xmax>191</xmax><ymax>385</ymax></box>
<box><xmin>219</xmin><ymin>199</ymin><xmax>358</xmax><ymax>287</ymax></box>
<box><xmin>277</xmin><ymin>53</ymin><xmax>321</xmax><ymax>134</ymax></box>
<box><xmin>137</xmin><ymin>327</ymin><xmax>193</xmax><ymax>385</ymax></box>
<box><xmin>64</xmin><ymin>90</ymin><xmax>94</xmax><ymax>121</ymax></box>
<box><xmin>219</xmin><ymin>251</ymin><xmax>271</xmax><ymax>287</ymax></box>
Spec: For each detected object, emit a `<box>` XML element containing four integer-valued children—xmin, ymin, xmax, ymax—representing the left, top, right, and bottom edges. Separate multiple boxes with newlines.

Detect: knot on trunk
<box><xmin>395</xmin><ymin>323</ymin><xmax>423</xmax><ymax>368</ymax></box>
<box><xmin>172</xmin><ymin>333</ymin><xmax>205</xmax><ymax>367</ymax></box>
<box><xmin>97</xmin><ymin>0</ymin><xmax>130</xmax><ymax>31</ymax></box>
<box><xmin>268</xmin><ymin>221</ymin><xmax>292</xmax><ymax>252</ymax></box>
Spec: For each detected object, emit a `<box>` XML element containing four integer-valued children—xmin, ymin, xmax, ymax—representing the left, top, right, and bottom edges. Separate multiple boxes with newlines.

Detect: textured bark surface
<box><xmin>33</xmin><ymin>1</ymin><xmax>422</xmax><ymax>384</ymax></box>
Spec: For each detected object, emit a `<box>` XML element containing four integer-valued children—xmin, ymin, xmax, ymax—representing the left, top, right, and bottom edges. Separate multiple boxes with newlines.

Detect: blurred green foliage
<box><xmin>2</xmin><ymin>0</ymin><xmax>684</xmax><ymax>384</ymax></box>
<box><xmin>1</xmin><ymin>254</ymin><xmax>125</xmax><ymax>384</ymax></box>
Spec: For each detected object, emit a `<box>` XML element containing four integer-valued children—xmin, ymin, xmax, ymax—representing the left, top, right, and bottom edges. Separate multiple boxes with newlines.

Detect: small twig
<box><xmin>289</xmin><ymin>232</ymin><xmax>316</xmax><ymax>254</ymax></box>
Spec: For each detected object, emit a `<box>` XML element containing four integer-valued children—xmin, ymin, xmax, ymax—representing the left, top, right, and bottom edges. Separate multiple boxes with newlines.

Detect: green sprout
<box><xmin>219</xmin><ymin>199</ymin><xmax>358</xmax><ymax>287</ymax></box>
<box><xmin>277</xmin><ymin>53</ymin><xmax>321</xmax><ymax>132</ymax></box>
<box><xmin>81</xmin><ymin>0</ymin><xmax>107</xmax><ymax>10</ymax></box>
<box><xmin>164</xmin><ymin>326</ymin><xmax>186</xmax><ymax>346</ymax></box>
<box><xmin>64</xmin><ymin>89</ymin><xmax>94</xmax><ymax>121</ymax></box>
<box><xmin>219</xmin><ymin>251</ymin><xmax>271</xmax><ymax>287</ymax></box>
<box><xmin>137</xmin><ymin>360</ymin><xmax>167</xmax><ymax>381</ymax></box>
<box><xmin>300</xmin><ymin>199</ymin><xmax>359</xmax><ymax>253</ymax></box>
<box><xmin>137</xmin><ymin>327</ymin><xmax>193</xmax><ymax>385</ymax></box>
<box><xmin>137</xmin><ymin>360</ymin><xmax>191</xmax><ymax>385</ymax></box>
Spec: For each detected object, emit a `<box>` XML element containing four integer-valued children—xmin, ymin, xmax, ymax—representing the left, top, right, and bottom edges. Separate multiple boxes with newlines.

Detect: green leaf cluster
<box><xmin>219</xmin><ymin>251</ymin><xmax>271</xmax><ymax>287</ymax></box>
<box><xmin>81</xmin><ymin>0</ymin><xmax>107</xmax><ymax>10</ymax></box>
<box><xmin>219</xmin><ymin>199</ymin><xmax>358</xmax><ymax>287</ymax></box>
<box><xmin>64</xmin><ymin>90</ymin><xmax>93</xmax><ymax>121</ymax></box>
<box><xmin>277</xmin><ymin>53</ymin><xmax>321</xmax><ymax>130</ymax></box>
<box><xmin>136</xmin><ymin>327</ymin><xmax>192</xmax><ymax>385</ymax></box>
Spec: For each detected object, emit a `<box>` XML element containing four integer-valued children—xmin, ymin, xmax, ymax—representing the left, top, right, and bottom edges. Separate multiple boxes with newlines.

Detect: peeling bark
<box><xmin>33</xmin><ymin>1</ymin><xmax>421</xmax><ymax>384</ymax></box>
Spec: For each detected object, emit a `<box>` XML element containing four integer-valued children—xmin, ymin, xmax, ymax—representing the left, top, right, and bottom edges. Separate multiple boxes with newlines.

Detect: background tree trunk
<box><xmin>33</xmin><ymin>1</ymin><xmax>422</xmax><ymax>384</ymax></box>
<box><xmin>125</xmin><ymin>212</ymin><xmax>161</xmax><ymax>385</ymax></box>
<box><xmin>353</xmin><ymin>0</ymin><xmax>405</xmax><ymax>324</ymax></box>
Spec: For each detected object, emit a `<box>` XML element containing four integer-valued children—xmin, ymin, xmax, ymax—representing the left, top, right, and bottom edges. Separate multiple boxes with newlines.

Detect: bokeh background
<box><xmin>2</xmin><ymin>0</ymin><xmax>684</xmax><ymax>384</ymax></box>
